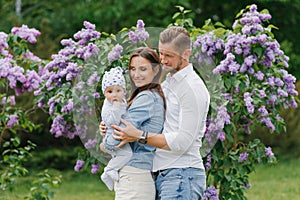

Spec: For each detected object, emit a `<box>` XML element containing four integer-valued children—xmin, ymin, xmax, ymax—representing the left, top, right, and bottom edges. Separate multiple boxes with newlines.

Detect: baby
<box><xmin>100</xmin><ymin>67</ymin><xmax>132</xmax><ymax>191</ymax></box>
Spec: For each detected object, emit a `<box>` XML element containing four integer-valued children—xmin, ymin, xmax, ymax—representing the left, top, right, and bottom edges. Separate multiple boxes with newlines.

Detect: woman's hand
<box><xmin>111</xmin><ymin>119</ymin><xmax>142</xmax><ymax>148</ymax></box>
<box><xmin>99</xmin><ymin>121</ymin><xmax>107</xmax><ymax>137</ymax></box>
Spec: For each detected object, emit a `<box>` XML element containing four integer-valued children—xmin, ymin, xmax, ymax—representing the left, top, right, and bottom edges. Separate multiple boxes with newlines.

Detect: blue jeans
<box><xmin>155</xmin><ymin>167</ymin><xmax>206</xmax><ymax>200</ymax></box>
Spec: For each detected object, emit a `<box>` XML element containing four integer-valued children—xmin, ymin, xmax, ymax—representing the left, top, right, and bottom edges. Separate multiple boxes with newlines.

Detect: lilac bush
<box><xmin>0</xmin><ymin>25</ymin><xmax>43</xmax><ymax>191</ymax></box>
<box><xmin>34</xmin><ymin>19</ymin><xmax>150</xmax><ymax>173</ymax></box>
<box><xmin>191</xmin><ymin>4</ymin><xmax>298</xmax><ymax>200</ymax></box>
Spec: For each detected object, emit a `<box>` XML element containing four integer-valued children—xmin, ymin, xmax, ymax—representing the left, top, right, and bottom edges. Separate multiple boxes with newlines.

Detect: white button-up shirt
<box><xmin>153</xmin><ymin>64</ymin><xmax>210</xmax><ymax>171</ymax></box>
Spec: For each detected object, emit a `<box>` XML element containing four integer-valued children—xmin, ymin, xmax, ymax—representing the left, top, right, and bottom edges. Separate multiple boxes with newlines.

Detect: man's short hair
<box><xmin>159</xmin><ymin>26</ymin><xmax>191</xmax><ymax>54</ymax></box>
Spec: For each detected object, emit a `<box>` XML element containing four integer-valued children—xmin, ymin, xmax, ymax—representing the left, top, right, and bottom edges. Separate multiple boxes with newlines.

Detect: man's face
<box><xmin>158</xmin><ymin>42</ymin><xmax>185</xmax><ymax>74</ymax></box>
<box><xmin>104</xmin><ymin>85</ymin><xmax>125</xmax><ymax>104</ymax></box>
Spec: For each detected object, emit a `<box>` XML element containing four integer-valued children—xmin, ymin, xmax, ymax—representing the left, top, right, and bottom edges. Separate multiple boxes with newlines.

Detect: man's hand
<box><xmin>111</xmin><ymin>119</ymin><xmax>142</xmax><ymax>148</ymax></box>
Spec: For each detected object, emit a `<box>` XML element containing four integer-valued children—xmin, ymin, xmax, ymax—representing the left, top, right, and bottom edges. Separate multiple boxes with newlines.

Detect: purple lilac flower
<box><xmin>84</xmin><ymin>136</ymin><xmax>98</xmax><ymax>149</ymax></box>
<box><xmin>64</xmin><ymin>122</ymin><xmax>76</xmax><ymax>139</ymax></box>
<box><xmin>203</xmin><ymin>186</ymin><xmax>219</xmax><ymax>200</ymax></box>
<box><xmin>9</xmin><ymin>95</ymin><xmax>16</xmax><ymax>105</ymax></box>
<box><xmin>275</xmin><ymin>114</ymin><xmax>283</xmax><ymax>121</ymax></box>
<box><xmin>244</xmin><ymin>183</ymin><xmax>252</xmax><ymax>189</ymax></box>
<box><xmin>277</xmin><ymin>88</ymin><xmax>288</xmax><ymax>97</ymax></box>
<box><xmin>7</xmin><ymin>114</ymin><xmax>18</xmax><ymax>127</ymax></box>
<box><xmin>7</xmin><ymin>65</ymin><xmax>26</xmax><ymax>89</ymax></box>
<box><xmin>107</xmin><ymin>44</ymin><xmax>123</xmax><ymax>62</ymax></box>
<box><xmin>218</xmin><ymin>131</ymin><xmax>226</xmax><ymax>141</ymax></box>
<box><xmin>0</xmin><ymin>32</ymin><xmax>11</xmax><ymax>57</ymax></box>
<box><xmin>61</xmin><ymin>38</ymin><xmax>76</xmax><ymax>47</ymax></box>
<box><xmin>87</xmin><ymin>72</ymin><xmax>100</xmax><ymax>86</ymax></box>
<box><xmin>75</xmin><ymin>81</ymin><xmax>85</xmax><ymax>90</ymax></box>
<box><xmin>11</xmin><ymin>25</ymin><xmax>40</xmax><ymax>43</ymax></box>
<box><xmin>1</xmin><ymin>96</ymin><xmax>16</xmax><ymax>105</ymax></box>
<box><xmin>22</xmin><ymin>51</ymin><xmax>41</xmax><ymax>62</ymax></box>
<box><xmin>258</xmin><ymin>106</ymin><xmax>268</xmax><ymax>116</ymax></box>
<box><xmin>74</xmin><ymin>159</ymin><xmax>85</xmax><ymax>172</ymax></box>
<box><xmin>74</xmin><ymin>21</ymin><xmax>101</xmax><ymax>45</ymax></box>
<box><xmin>61</xmin><ymin>99</ymin><xmax>73</xmax><ymax>114</ymax></box>
<box><xmin>79</xmin><ymin>43</ymin><xmax>99</xmax><ymax>59</ymax></box>
<box><xmin>128</xmin><ymin>20</ymin><xmax>149</xmax><ymax>44</ymax></box>
<box><xmin>244</xmin><ymin>124</ymin><xmax>251</xmax><ymax>134</ymax></box>
<box><xmin>59</xmin><ymin>43</ymin><xmax>76</xmax><ymax>56</ymax></box>
<box><xmin>287</xmin><ymin>97</ymin><xmax>298</xmax><ymax>108</ymax></box>
<box><xmin>23</xmin><ymin>70</ymin><xmax>42</xmax><ymax>92</ymax></box>
<box><xmin>45</xmin><ymin>54</ymin><xmax>69</xmax><ymax>71</ymax></box>
<box><xmin>91</xmin><ymin>163</ymin><xmax>100</xmax><ymax>174</ymax></box>
<box><xmin>274</xmin><ymin>77</ymin><xmax>284</xmax><ymax>87</ymax></box>
<box><xmin>244</xmin><ymin>92</ymin><xmax>254</xmax><ymax>114</ymax></box>
<box><xmin>238</xmin><ymin>4</ymin><xmax>271</xmax><ymax>35</ymax></box>
<box><xmin>205</xmin><ymin>153</ymin><xmax>211</xmax><ymax>169</ymax></box>
<box><xmin>83</xmin><ymin>21</ymin><xmax>95</xmax><ymax>30</ymax></box>
<box><xmin>265</xmin><ymin>146</ymin><xmax>274</xmax><ymax>158</ymax></box>
<box><xmin>0</xmin><ymin>32</ymin><xmax>8</xmax><ymax>49</ymax></box>
<box><xmin>194</xmin><ymin>32</ymin><xmax>224</xmax><ymax>56</ymax></box>
<box><xmin>204</xmin><ymin>124</ymin><xmax>220</xmax><ymax>152</ymax></box>
<box><xmin>258</xmin><ymin>89</ymin><xmax>266</xmax><ymax>98</ymax></box>
<box><xmin>261</xmin><ymin>117</ymin><xmax>275</xmax><ymax>131</ymax></box>
<box><xmin>254</xmin><ymin>71</ymin><xmax>264</xmax><ymax>81</ymax></box>
<box><xmin>48</xmin><ymin>95</ymin><xmax>60</xmax><ymax>115</ymax></box>
<box><xmin>37</xmin><ymin>98</ymin><xmax>44</xmax><ymax>108</ymax></box>
<box><xmin>50</xmin><ymin>115</ymin><xmax>66</xmax><ymax>137</ymax></box>
<box><xmin>66</xmin><ymin>62</ymin><xmax>83</xmax><ymax>81</ymax></box>
<box><xmin>281</xmin><ymin>70</ymin><xmax>296</xmax><ymax>84</ymax></box>
<box><xmin>221</xmin><ymin>93</ymin><xmax>233</xmax><ymax>104</ymax></box>
<box><xmin>266</xmin><ymin>76</ymin><xmax>275</xmax><ymax>87</ymax></box>
<box><xmin>238</xmin><ymin>152</ymin><xmax>249</xmax><ymax>163</ymax></box>
<box><xmin>75</xmin><ymin>124</ymin><xmax>88</xmax><ymax>139</ymax></box>
<box><xmin>240</xmin><ymin>55</ymin><xmax>257</xmax><ymax>73</ymax></box>
<box><xmin>93</xmin><ymin>92</ymin><xmax>100</xmax><ymax>98</ymax></box>
<box><xmin>0</xmin><ymin>58</ymin><xmax>11</xmax><ymax>77</ymax></box>
<box><xmin>213</xmin><ymin>53</ymin><xmax>240</xmax><ymax>75</ymax></box>
<box><xmin>217</xmin><ymin>105</ymin><xmax>231</xmax><ymax>125</ymax></box>
<box><xmin>267</xmin><ymin>94</ymin><xmax>277</xmax><ymax>106</ymax></box>
<box><xmin>249</xmin><ymin>4</ymin><xmax>257</xmax><ymax>13</ymax></box>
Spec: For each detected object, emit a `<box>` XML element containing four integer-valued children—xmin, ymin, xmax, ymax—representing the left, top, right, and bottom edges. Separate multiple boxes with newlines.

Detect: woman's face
<box><xmin>129</xmin><ymin>56</ymin><xmax>158</xmax><ymax>87</ymax></box>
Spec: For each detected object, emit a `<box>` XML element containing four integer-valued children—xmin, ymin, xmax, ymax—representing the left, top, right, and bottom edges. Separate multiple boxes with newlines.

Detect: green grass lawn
<box><xmin>246</xmin><ymin>157</ymin><xmax>300</xmax><ymax>200</ymax></box>
<box><xmin>1</xmin><ymin>170</ymin><xmax>114</xmax><ymax>200</ymax></box>
<box><xmin>1</xmin><ymin>158</ymin><xmax>300</xmax><ymax>200</ymax></box>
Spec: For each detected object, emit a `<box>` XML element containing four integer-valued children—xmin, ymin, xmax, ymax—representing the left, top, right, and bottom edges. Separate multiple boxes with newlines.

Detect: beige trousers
<box><xmin>114</xmin><ymin>165</ymin><xmax>155</xmax><ymax>200</ymax></box>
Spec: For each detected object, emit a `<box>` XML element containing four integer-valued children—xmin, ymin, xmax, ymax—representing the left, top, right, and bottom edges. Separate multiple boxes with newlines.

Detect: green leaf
<box><xmin>172</xmin><ymin>12</ymin><xmax>181</xmax><ymax>19</ymax></box>
<box><xmin>235</xmin><ymin>9</ymin><xmax>245</xmax><ymax>18</ymax></box>
<box><xmin>267</xmin><ymin>24</ymin><xmax>279</xmax><ymax>30</ymax></box>
<box><xmin>225</xmin><ymin>78</ymin><xmax>231</xmax><ymax>89</ymax></box>
<box><xmin>12</xmin><ymin>137</ymin><xmax>21</xmax><ymax>147</ymax></box>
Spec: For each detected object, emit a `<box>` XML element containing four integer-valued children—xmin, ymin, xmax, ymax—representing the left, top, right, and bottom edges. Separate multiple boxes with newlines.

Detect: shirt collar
<box><xmin>166</xmin><ymin>63</ymin><xmax>193</xmax><ymax>82</ymax></box>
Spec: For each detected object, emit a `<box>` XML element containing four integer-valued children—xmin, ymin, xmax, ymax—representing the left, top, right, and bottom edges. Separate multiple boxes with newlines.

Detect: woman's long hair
<box><xmin>127</xmin><ymin>47</ymin><xmax>166</xmax><ymax>110</ymax></box>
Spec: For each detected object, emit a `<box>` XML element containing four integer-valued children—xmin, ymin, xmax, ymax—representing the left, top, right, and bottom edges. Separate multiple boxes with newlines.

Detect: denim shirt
<box><xmin>122</xmin><ymin>90</ymin><xmax>165</xmax><ymax>170</ymax></box>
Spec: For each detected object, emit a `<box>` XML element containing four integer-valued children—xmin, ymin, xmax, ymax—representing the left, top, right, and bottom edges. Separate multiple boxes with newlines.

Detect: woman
<box><xmin>100</xmin><ymin>47</ymin><xmax>166</xmax><ymax>200</ymax></box>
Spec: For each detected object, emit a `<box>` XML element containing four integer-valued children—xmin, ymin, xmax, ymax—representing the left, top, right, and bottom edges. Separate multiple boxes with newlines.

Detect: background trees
<box><xmin>1</xmin><ymin>0</ymin><xmax>300</xmax><ymax>81</ymax></box>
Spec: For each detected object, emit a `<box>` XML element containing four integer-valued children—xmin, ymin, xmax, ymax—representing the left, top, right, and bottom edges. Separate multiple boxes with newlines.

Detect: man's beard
<box><xmin>169</xmin><ymin>59</ymin><xmax>183</xmax><ymax>74</ymax></box>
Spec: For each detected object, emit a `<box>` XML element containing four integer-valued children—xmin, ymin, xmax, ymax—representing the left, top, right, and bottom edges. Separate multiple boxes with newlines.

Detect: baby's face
<box><xmin>104</xmin><ymin>85</ymin><xmax>125</xmax><ymax>104</ymax></box>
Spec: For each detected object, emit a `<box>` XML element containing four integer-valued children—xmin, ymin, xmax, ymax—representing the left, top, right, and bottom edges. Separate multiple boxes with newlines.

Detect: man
<box><xmin>112</xmin><ymin>26</ymin><xmax>210</xmax><ymax>199</ymax></box>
